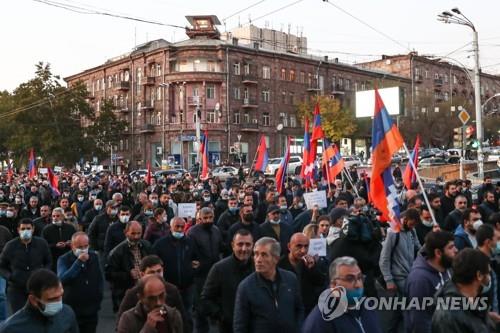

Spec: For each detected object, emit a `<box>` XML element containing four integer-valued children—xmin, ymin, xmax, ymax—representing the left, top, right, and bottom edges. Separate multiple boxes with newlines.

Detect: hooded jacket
<box><xmin>405</xmin><ymin>252</ymin><xmax>451</xmax><ymax>333</ymax></box>
<box><xmin>431</xmin><ymin>280</ymin><xmax>494</xmax><ymax>333</ymax></box>
<box><xmin>454</xmin><ymin>224</ymin><xmax>473</xmax><ymax>251</ymax></box>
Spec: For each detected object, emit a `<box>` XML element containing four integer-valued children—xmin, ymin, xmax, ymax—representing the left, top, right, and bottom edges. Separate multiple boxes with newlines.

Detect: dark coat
<box><xmin>0</xmin><ymin>303</ymin><xmax>78</xmax><ymax>333</ymax></box>
<box><xmin>259</xmin><ymin>222</ymin><xmax>293</xmax><ymax>255</ymax></box>
<box><xmin>200</xmin><ymin>254</ymin><xmax>254</xmax><ymax>332</ymax></box>
<box><xmin>443</xmin><ymin>209</ymin><xmax>463</xmax><ymax>232</ymax></box>
<box><xmin>0</xmin><ymin>236</ymin><xmax>52</xmax><ymax>290</ymax></box>
<box><xmin>302</xmin><ymin>305</ymin><xmax>383</xmax><ymax>333</ymax></box>
<box><xmin>143</xmin><ymin>221</ymin><xmax>169</xmax><ymax>245</ymax></box>
<box><xmin>88</xmin><ymin>212</ymin><xmax>117</xmax><ymax>251</ymax></box>
<box><xmin>153</xmin><ymin>234</ymin><xmax>198</xmax><ymax>289</ymax></box>
<box><xmin>105</xmin><ymin>239</ymin><xmax>153</xmax><ymax>290</ymax></box>
<box><xmin>187</xmin><ymin>224</ymin><xmax>223</xmax><ymax>277</ymax></box>
<box><xmin>81</xmin><ymin>208</ymin><xmax>101</xmax><ymax>230</ymax></box>
<box><xmin>217</xmin><ymin>210</ymin><xmax>240</xmax><ymax>245</ymax></box>
<box><xmin>117</xmin><ymin>302</ymin><xmax>183</xmax><ymax>333</ymax></box>
<box><xmin>103</xmin><ymin>221</ymin><xmax>127</xmax><ymax>255</ymax></box>
<box><xmin>57</xmin><ymin>250</ymin><xmax>104</xmax><ymax>317</ymax></box>
<box><xmin>42</xmin><ymin>223</ymin><xmax>77</xmax><ymax>269</ymax></box>
<box><xmin>227</xmin><ymin>222</ymin><xmax>262</xmax><ymax>249</ymax></box>
<box><xmin>233</xmin><ymin>269</ymin><xmax>304</xmax><ymax>333</ymax></box>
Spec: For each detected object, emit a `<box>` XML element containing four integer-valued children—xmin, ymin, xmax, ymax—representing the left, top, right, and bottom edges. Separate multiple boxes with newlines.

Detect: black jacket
<box><xmin>259</xmin><ymin>222</ymin><xmax>293</xmax><ymax>255</ymax></box>
<box><xmin>187</xmin><ymin>224</ymin><xmax>223</xmax><ymax>278</ymax></box>
<box><xmin>233</xmin><ymin>269</ymin><xmax>304</xmax><ymax>333</ymax></box>
<box><xmin>88</xmin><ymin>212</ymin><xmax>117</xmax><ymax>251</ymax></box>
<box><xmin>440</xmin><ymin>194</ymin><xmax>456</xmax><ymax>218</ymax></box>
<box><xmin>217</xmin><ymin>210</ymin><xmax>240</xmax><ymax>245</ymax></box>
<box><xmin>105</xmin><ymin>239</ymin><xmax>153</xmax><ymax>290</ymax></box>
<box><xmin>81</xmin><ymin>208</ymin><xmax>101</xmax><ymax>229</ymax></box>
<box><xmin>200</xmin><ymin>255</ymin><xmax>254</xmax><ymax>332</ymax></box>
<box><xmin>42</xmin><ymin>223</ymin><xmax>77</xmax><ymax>269</ymax></box>
<box><xmin>0</xmin><ymin>237</ymin><xmax>52</xmax><ymax>290</ymax></box>
<box><xmin>103</xmin><ymin>221</ymin><xmax>127</xmax><ymax>255</ymax></box>
<box><xmin>227</xmin><ymin>222</ymin><xmax>262</xmax><ymax>249</ymax></box>
<box><xmin>443</xmin><ymin>209</ymin><xmax>463</xmax><ymax>232</ymax></box>
<box><xmin>153</xmin><ymin>234</ymin><xmax>199</xmax><ymax>289</ymax></box>
<box><xmin>32</xmin><ymin>216</ymin><xmax>50</xmax><ymax>237</ymax></box>
<box><xmin>57</xmin><ymin>250</ymin><xmax>103</xmax><ymax>317</ymax></box>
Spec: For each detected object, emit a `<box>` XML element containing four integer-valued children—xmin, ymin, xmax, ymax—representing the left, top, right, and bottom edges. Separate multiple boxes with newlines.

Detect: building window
<box><xmin>136</xmin><ymin>136</ymin><xmax>141</xmax><ymax>152</ymax></box>
<box><xmin>244</xmin><ymin>63</ymin><xmax>250</xmax><ymax>75</ymax></box>
<box><xmin>290</xmin><ymin>115</ymin><xmax>296</xmax><ymax>128</ymax></box>
<box><xmin>193</xmin><ymin>86</ymin><xmax>199</xmax><ymax>97</ymax></box>
<box><xmin>307</xmin><ymin>73</ymin><xmax>312</xmax><ymax>86</ymax></box>
<box><xmin>206</xmin><ymin>85</ymin><xmax>215</xmax><ymax>99</ymax></box>
<box><xmin>263</xmin><ymin>113</ymin><xmax>270</xmax><ymax>126</ymax></box>
<box><xmin>261</xmin><ymin>89</ymin><xmax>270</xmax><ymax>103</ymax></box>
<box><xmin>233</xmin><ymin>87</ymin><xmax>240</xmax><ymax>99</ymax></box>
<box><xmin>289</xmin><ymin>92</ymin><xmax>295</xmax><ymax>105</ymax></box>
<box><xmin>338</xmin><ymin>77</ymin><xmax>344</xmax><ymax>88</ymax></box>
<box><xmin>444</xmin><ymin>74</ymin><xmax>448</xmax><ymax>83</ymax></box>
<box><xmin>233</xmin><ymin>63</ymin><xmax>240</xmax><ymax>75</ymax></box>
<box><xmin>424</xmin><ymin>70</ymin><xmax>429</xmax><ymax>79</ymax></box>
<box><xmin>208</xmin><ymin>61</ymin><xmax>216</xmax><ymax>72</ymax></box>
<box><xmin>289</xmin><ymin>70</ymin><xmax>295</xmax><ymax>82</ymax></box>
<box><xmin>156</xmin><ymin>112</ymin><xmax>161</xmax><ymax>125</ymax></box>
<box><xmin>279</xmin><ymin>112</ymin><xmax>288</xmax><ymax>127</ymax></box>
<box><xmin>453</xmin><ymin>75</ymin><xmax>458</xmax><ymax>84</ymax></box>
<box><xmin>156</xmin><ymin>64</ymin><xmax>162</xmax><ymax>77</ymax></box>
<box><xmin>444</xmin><ymin>91</ymin><xmax>449</xmax><ymax>101</ymax></box>
<box><xmin>107</xmin><ymin>76</ymin><xmax>113</xmax><ymax>89</ymax></box>
<box><xmin>244</xmin><ymin>112</ymin><xmax>250</xmax><ymax>124</ymax></box>
<box><xmin>332</xmin><ymin>76</ymin><xmax>336</xmax><ymax>90</ymax></box>
<box><xmin>207</xmin><ymin>110</ymin><xmax>216</xmax><ymax>123</ymax></box>
<box><xmin>281</xmin><ymin>91</ymin><xmax>286</xmax><ymax>104</ymax></box>
<box><xmin>345</xmin><ymin>79</ymin><xmax>351</xmax><ymax>90</ymax></box>
<box><xmin>300</xmin><ymin>71</ymin><xmax>305</xmax><ymax>84</ymax></box>
<box><xmin>243</xmin><ymin>88</ymin><xmax>249</xmax><ymax>100</ymax></box>
<box><xmin>233</xmin><ymin>112</ymin><xmax>240</xmax><ymax>124</ymax></box>
<box><xmin>262</xmin><ymin>66</ymin><xmax>271</xmax><ymax>79</ymax></box>
<box><xmin>157</xmin><ymin>87</ymin><xmax>162</xmax><ymax>101</ymax></box>
<box><xmin>434</xmin><ymin>73</ymin><xmax>440</xmax><ymax>80</ymax></box>
<box><xmin>281</xmin><ymin>68</ymin><xmax>286</xmax><ymax>80</ymax></box>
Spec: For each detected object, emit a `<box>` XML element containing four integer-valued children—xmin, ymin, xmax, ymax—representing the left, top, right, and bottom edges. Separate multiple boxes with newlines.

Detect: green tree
<box><xmin>297</xmin><ymin>96</ymin><xmax>357</xmax><ymax>141</ymax></box>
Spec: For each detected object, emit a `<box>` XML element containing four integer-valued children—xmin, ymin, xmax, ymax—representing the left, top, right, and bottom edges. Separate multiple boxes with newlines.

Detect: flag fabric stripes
<box><xmin>275</xmin><ymin>136</ymin><xmax>291</xmax><ymax>195</ymax></box>
<box><xmin>403</xmin><ymin>135</ymin><xmax>421</xmax><ymax>190</ymax></box>
<box><xmin>254</xmin><ymin>135</ymin><xmax>269</xmax><ymax>173</ymax></box>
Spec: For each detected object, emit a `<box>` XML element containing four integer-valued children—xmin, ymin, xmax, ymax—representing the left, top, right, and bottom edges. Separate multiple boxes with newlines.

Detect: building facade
<box><xmin>65</xmin><ymin>15</ymin><xmax>410</xmax><ymax>170</ymax></box>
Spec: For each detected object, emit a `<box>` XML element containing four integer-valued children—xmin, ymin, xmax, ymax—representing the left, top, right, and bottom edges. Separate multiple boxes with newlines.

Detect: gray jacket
<box><xmin>379</xmin><ymin>228</ymin><xmax>421</xmax><ymax>286</ymax></box>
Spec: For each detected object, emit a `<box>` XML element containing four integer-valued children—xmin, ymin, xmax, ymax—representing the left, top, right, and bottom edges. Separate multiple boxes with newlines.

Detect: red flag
<box><xmin>28</xmin><ymin>148</ymin><xmax>37</xmax><ymax>179</ymax></box>
<box><xmin>370</xmin><ymin>88</ymin><xmax>404</xmax><ymax>231</ymax></box>
<box><xmin>403</xmin><ymin>135</ymin><xmax>420</xmax><ymax>190</ymax></box>
<box><xmin>322</xmin><ymin>139</ymin><xmax>345</xmax><ymax>181</ymax></box>
<box><xmin>300</xmin><ymin>117</ymin><xmax>310</xmax><ymax>179</ymax></box>
<box><xmin>47</xmin><ymin>167</ymin><xmax>60</xmax><ymax>197</ymax></box>
<box><xmin>146</xmin><ymin>162</ymin><xmax>152</xmax><ymax>185</ymax></box>
<box><xmin>275</xmin><ymin>136</ymin><xmax>291</xmax><ymax>194</ymax></box>
<box><xmin>199</xmin><ymin>130</ymin><xmax>209</xmax><ymax>179</ymax></box>
<box><xmin>6</xmin><ymin>161</ymin><xmax>13</xmax><ymax>183</ymax></box>
<box><xmin>304</xmin><ymin>103</ymin><xmax>324</xmax><ymax>183</ymax></box>
<box><xmin>254</xmin><ymin>135</ymin><xmax>269</xmax><ymax>172</ymax></box>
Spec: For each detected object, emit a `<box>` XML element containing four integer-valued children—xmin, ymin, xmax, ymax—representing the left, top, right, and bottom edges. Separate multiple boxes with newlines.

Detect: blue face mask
<box><xmin>172</xmin><ymin>231</ymin><xmax>184</xmax><ymax>239</ymax></box>
<box><xmin>345</xmin><ymin>287</ymin><xmax>364</xmax><ymax>305</ymax></box>
<box><xmin>38</xmin><ymin>300</ymin><xmax>63</xmax><ymax>317</ymax></box>
<box><xmin>229</xmin><ymin>207</ymin><xmax>239</xmax><ymax>214</ymax></box>
<box><xmin>482</xmin><ymin>275</ymin><xmax>492</xmax><ymax>294</ymax></box>
<box><xmin>495</xmin><ymin>242</ymin><xmax>500</xmax><ymax>256</ymax></box>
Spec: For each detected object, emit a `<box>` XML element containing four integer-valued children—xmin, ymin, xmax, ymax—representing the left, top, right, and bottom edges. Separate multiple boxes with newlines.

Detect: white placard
<box><xmin>38</xmin><ymin>168</ymin><xmax>48</xmax><ymax>174</ymax></box>
<box><xmin>54</xmin><ymin>166</ymin><xmax>62</xmax><ymax>172</ymax></box>
<box><xmin>308</xmin><ymin>238</ymin><xmax>327</xmax><ymax>257</ymax></box>
<box><xmin>178</xmin><ymin>203</ymin><xmax>197</xmax><ymax>218</ymax></box>
<box><xmin>303</xmin><ymin>190</ymin><xmax>327</xmax><ymax>209</ymax></box>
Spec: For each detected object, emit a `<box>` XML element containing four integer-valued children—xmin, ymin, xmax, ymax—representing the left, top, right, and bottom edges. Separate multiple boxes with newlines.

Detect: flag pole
<box><xmin>342</xmin><ymin>168</ymin><xmax>360</xmax><ymax>197</ymax></box>
<box><xmin>246</xmin><ymin>140</ymin><xmax>260</xmax><ymax>182</ymax></box>
<box><xmin>402</xmin><ymin>143</ymin><xmax>436</xmax><ymax>224</ymax></box>
<box><xmin>321</xmin><ymin>140</ymin><xmax>332</xmax><ymax>193</ymax></box>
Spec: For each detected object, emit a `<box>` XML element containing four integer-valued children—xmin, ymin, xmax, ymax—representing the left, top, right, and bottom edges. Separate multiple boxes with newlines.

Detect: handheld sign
<box><xmin>178</xmin><ymin>203</ymin><xmax>197</xmax><ymax>218</ymax></box>
<box><xmin>308</xmin><ymin>238</ymin><xmax>327</xmax><ymax>257</ymax></box>
<box><xmin>303</xmin><ymin>190</ymin><xmax>327</xmax><ymax>209</ymax></box>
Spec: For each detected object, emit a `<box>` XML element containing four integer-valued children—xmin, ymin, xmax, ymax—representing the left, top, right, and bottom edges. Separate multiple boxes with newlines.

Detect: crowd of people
<box><xmin>0</xmin><ymin>166</ymin><xmax>498</xmax><ymax>333</ymax></box>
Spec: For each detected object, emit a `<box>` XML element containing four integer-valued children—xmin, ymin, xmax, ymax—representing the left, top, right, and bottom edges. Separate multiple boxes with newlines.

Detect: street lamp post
<box><xmin>237</xmin><ymin>134</ymin><xmax>242</xmax><ymax>166</ymax></box>
<box><xmin>438</xmin><ymin>7</ymin><xmax>484</xmax><ymax>179</ymax></box>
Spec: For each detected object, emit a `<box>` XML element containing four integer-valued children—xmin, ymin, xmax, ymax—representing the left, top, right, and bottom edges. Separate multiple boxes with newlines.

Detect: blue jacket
<box><xmin>405</xmin><ymin>252</ymin><xmax>452</xmax><ymax>333</ymax></box>
<box><xmin>302</xmin><ymin>305</ymin><xmax>382</xmax><ymax>333</ymax></box>
<box><xmin>0</xmin><ymin>303</ymin><xmax>78</xmax><ymax>333</ymax></box>
<box><xmin>454</xmin><ymin>224</ymin><xmax>473</xmax><ymax>251</ymax></box>
<box><xmin>57</xmin><ymin>250</ymin><xmax>104</xmax><ymax>317</ymax></box>
<box><xmin>233</xmin><ymin>268</ymin><xmax>304</xmax><ymax>333</ymax></box>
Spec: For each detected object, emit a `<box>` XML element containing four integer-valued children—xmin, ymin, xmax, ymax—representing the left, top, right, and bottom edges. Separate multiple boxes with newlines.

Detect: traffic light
<box><xmin>453</xmin><ymin>127</ymin><xmax>463</xmax><ymax>148</ymax></box>
<box><xmin>465</xmin><ymin>126</ymin><xmax>477</xmax><ymax>149</ymax></box>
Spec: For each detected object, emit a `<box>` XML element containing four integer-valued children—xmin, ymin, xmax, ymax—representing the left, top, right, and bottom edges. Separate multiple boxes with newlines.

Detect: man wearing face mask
<box><xmin>415</xmin><ymin>205</ymin><xmax>436</xmax><ymax>245</ymax></box>
<box><xmin>201</xmin><ymin>229</ymin><xmax>254</xmax><ymax>333</ymax></box>
<box><xmin>289</xmin><ymin>195</ymin><xmax>305</xmax><ymax>219</ymax></box>
<box><xmin>57</xmin><ymin>232</ymin><xmax>103</xmax><ymax>333</ymax></box>
<box><xmin>259</xmin><ymin>205</ymin><xmax>293</xmax><ymax>255</ymax></box>
<box><xmin>432</xmin><ymin>248</ymin><xmax>495</xmax><ymax>332</ymax></box>
<box><xmin>228</xmin><ymin>205</ymin><xmax>262</xmax><ymax>246</ymax></box>
<box><xmin>455</xmin><ymin>208</ymin><xmax>483</xmax><ymax>250</ymax></box>
<box><xmin>476</xmin><ymin>224</ymin><xmax>500</xmax><ymax>323</ymax></box>
<box><xmin>106</xmin><ymin>221</ymin><xmax>153</xmax><ymax>313</ymax></box>
<box><xmin>20</xmin><ymin>196</ymin><xmax>40</xmax><ymax>220</ymax></box>
<box><xmin>157</xmin><ymin>193</ymin><xmax>175</xmax><ymax>224</ymax></box>
<box><xmin>0</xmin><ymin>204</ymin><xmax>18</xmax><ymax>236</ymax></box>
<box><xmin>134</xmin><ymin>200</ymin><xmax>155</xmax><ymax>228</ymax></box>
<box><xmin>217</xmin><ymin>196</ymin><xmax>240</xmax><ymax>248</ymax></box>
<box><xmin>69</xmin><ymin>191</ymin><xmax>87</xmax><ymax>225</ymax></box>
<box><xmin>42</xmin><ymin>207</ymin><xmax>77</xmax><ymax>271</ymax></box>
<box><xmin>406</xmin><ymin>231</ymin><xmax>457</xmax><ymax>333</ymax></box>
<box><xmin>0</xmin><ymin>219</ymin><xmax>52</xmax><ymax>313</ymax></box>
<box><xmin>144</xmin><ymin>208</ymin><xmax>170</xmax><ymax>245</ymax></box>
<box><xmin>81</xmin><ymin>198</ymin><xmax>103</xmax><ymax>232</ymax></box>
<box><xmin>88</xmin><ymin>200</ymin><xmax>119</xmax><ymax>253</ymax></box>
<box><xmin>277</xmin><ymin>195</ymin><xmax>294</xmax><ymax>226</ymax></box>
<box><xmin>0</xmin><ymin>269</ymin><xmax>78</xmax><ymax>332</ymax></box>
<box><xmin>214</xmin><ymin>189</ymin><xmax>229</xmax><ymax>222</ymax></box>
<box><xmin>104</xmin><ymin>206</ymin><xmax>132</xmax><ymax>255</ymax></box>
<box><xmin>302</xmin><ymin>256</ymin><xmax>382</xmax><ymax>333</ymax></box>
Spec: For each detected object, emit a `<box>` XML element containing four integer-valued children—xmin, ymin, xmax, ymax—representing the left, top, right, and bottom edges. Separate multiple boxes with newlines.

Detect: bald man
<box><xmin>278</xmin><ymin>233</ymin><xmax>326</xmax><ymax>314</ymax></box>
<box><xmin>105</xmin><ymin>221</ymin><xmax>154</xmax><ymax>312</ymax></box>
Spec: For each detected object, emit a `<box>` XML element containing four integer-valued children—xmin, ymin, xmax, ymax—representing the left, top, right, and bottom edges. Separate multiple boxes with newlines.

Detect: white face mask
<box><xmin>473</xmin><ymin>220</ymin><xmax>483</xmax><ymax>231</ymax></box>
<box><xmin>422</xmin><ymin>220</ymin><xmax>434</xmax><ymax>228</ymax></box>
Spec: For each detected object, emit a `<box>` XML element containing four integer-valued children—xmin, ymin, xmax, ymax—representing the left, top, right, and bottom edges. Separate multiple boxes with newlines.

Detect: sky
<box><xmin>2</xmin><ymin>0</ymin><xmax>500</xmax><ymax>92</ymax></box>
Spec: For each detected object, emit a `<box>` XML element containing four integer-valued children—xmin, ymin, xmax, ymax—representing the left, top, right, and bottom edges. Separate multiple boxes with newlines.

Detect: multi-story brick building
<box><xmin>65</xmin><ymin>15</ymin><xmax>410</xmax><ymax>170</ymax></box>
<box><xmin>358</xmin><ymin>52</ymin><xmax>500</xmax><ymax>117</ymax></box>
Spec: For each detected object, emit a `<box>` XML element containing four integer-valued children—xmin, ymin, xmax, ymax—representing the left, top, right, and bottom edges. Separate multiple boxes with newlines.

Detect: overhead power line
<box><xmin>222</xmin><ymin>0</ymin><xmax>267</xmax><ymax>21</ymax></box>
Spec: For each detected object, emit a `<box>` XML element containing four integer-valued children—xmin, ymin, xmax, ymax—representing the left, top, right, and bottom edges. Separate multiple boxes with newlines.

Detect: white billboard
<box><xmin>355</xmin><ymin>86</ymin><xmax>402</xmax><ymax>118</ymax></box>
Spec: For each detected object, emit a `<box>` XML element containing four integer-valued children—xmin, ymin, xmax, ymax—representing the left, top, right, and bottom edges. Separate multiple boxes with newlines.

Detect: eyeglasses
<box><xmin>335</xmin><ymin>274</ymin><xmax>365</xmax><ymax>285</ymax></box>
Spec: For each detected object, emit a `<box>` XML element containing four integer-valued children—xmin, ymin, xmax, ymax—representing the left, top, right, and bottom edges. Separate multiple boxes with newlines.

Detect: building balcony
<box><xmin>141</xmin><ymin>102</ymin><xmax>155</xmax><ymax>110</ymax></box>
<box><xmin>242</xmin><ymin>98</ymin><xmax>258</xmax><ymax>108</ymax></box>
<box><xmin>434</xmin><ymin>78</ymin><xmax>443</xmax><ymax>87</ymax></box>
<box><xmin>414</xmin><ymin>74</ymin><xmax>423</xmax><ymax>83</ymax></box>
<box><xmin>118</xmin><ymin>106</ymin><xmax>129</xmax><ymax>113</ymax></box>
<box><xmin>187</xmin><ymin>96</ymin><xmax>202</xmax><ymax>105</ymax></box>
<box><xmin>306</xmin><ymin>85</ymin><xmax>320</xmax><ymax>92</ymax></box>
<box><xmin>143</xmin><ymin>77</ymin><xmax>155</xmax><ymax>86</ymax></box>
<box><xmin>114</xmin><ymin>81</ymin><xmax>130</xmax><ymax>91</ymax></box>
<box><xmin>140</xmin><ymin>124</ymin><xmax>155</xmax><ymax>133</ymax></box>
<box><xmin>242</xmin><ymin>75</ymin><xmax>258</xmax><ymax>84</ymax></box>
<box><xmin>331</xmin><ymin>85</ymin><xmax>345</xmax><ymax>95</ymax></box>
<box><xmin>240</xmin><ymin>122</ymin><xmax>259</xmax><ymax>131</ymax></box>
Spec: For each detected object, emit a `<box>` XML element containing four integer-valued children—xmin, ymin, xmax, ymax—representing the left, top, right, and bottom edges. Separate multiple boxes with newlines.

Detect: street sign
<box><xmin>458</xmin><ymin>110</ymin><xmax>470</xmax><ymax>125</ymax></box>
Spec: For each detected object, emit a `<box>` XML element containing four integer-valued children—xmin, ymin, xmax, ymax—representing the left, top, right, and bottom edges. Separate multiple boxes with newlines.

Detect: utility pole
<box><xmin>195</xmin><ymin>96</ymin><xmax>201</xmax><ymax>165</ymax></box>
<box><xmin>472</xmin><ymin>30</ymin><xmax>484</xmax><ymax>179</ymax></box>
